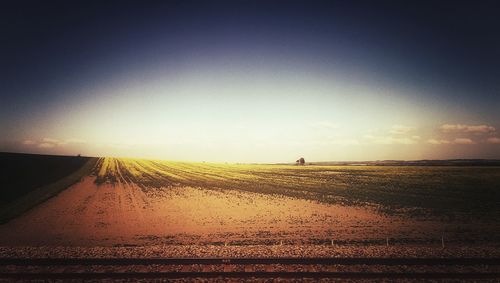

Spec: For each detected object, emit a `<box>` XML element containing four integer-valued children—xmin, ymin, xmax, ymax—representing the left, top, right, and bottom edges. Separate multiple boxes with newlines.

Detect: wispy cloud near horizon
<box><xmin>21</xmin><ymin>138</ymin><xmax>87</xmax><ymax>149</ymax></box>
<box><xmin>389</xmin><ymin>125</ymin><xmax>414</xmax><ymax>135</ymax></box>
<box><xmin>440</xmin><ymin>124</ymin><xmax>495</xmax><ymax>134</ymax></box>
<box><xmin>486</xmin><ymin>137</ymin><xmax>500</xmax><ymax>144</ymax></box>
<box><xmin>452</xmin><ymin>138</ymin><xmax>476</xmax><ymax>145</ymax></box>
<box><xmin>7</xmin><ymin>120</ymin><xmax>500</xmax><ymax>162</ymax></box>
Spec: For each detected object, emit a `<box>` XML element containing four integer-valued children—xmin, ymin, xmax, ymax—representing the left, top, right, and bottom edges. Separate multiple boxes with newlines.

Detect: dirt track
<box><xmin>0</xmin><ymin>176</ymin><xmax>444</xmax><ymax>246</ymax></box>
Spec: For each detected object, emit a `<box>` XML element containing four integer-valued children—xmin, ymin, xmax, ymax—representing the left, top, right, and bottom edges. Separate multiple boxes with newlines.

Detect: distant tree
<box><xmin>296</xmin><ymin>157</ymin><xmax>305</xmax><ymax>165</ymax></box>
<box><xmin>77</xmin><ymin>154</ymin><xmax>81</xmax><ymax>157</ymax></box>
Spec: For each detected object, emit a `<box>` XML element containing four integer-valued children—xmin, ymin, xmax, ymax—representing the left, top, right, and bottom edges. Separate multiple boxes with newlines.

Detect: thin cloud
<box><xmin>440</xmin><ymin>124</ymin><xmax>495</xmax><ymax>134</ymax></box>
<box><xmin>389</xmin><ymin>125</ymin><xmax>414</xmax><ymax>135</ymax></box>
<box><xmin>427</xmin><ymin>138</ymin><xmax>476</xmax><ymax>145</ymax></box>
<box><xmin>21</xmin><ymin>138</ymin><xmax>86</xmax><ymax>148</ymax></box>
<box><xmin>364</xmin><ymin>135</ymin><xmax>419</xmax><ymax>145</ymax></box>
<box><xmin>65</xmin><ymin>138</ymin><xmax>86</xmax><ymax>144</ymax></box>
<box><xmin>486</xmin><ymin>137</ymin><xmax>500</xmax><ymax>144</ymax></box>
<box><xmin>427</xmin><ymin>139</ymin><xmax>450</xmax><ymax>145</ymax></box>
<box><xmin>38</xmin><ymin>142</ymin><xmax>55</xmax><ymax>148</ymax></box>
<box><xmin>42</xmin><ymin>137</ymin><xmax>61</xmax><ymax>144</ymax></box>
<box><xmin>452</xmin><ymin>138</ymin><xmax>475</xmax><ymax>145</ymax></box>
<box><xmin>364</xmin><ymin>125</ymin><xmax>419</xmax><ymax>145</ymax></box>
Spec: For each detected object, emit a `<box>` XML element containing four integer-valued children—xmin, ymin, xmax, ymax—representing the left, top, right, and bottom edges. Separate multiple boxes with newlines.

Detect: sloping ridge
<box><xmin>0</xmin><ymin>158</ymin><xmax>98</xmax><ymax>224</ymax></box>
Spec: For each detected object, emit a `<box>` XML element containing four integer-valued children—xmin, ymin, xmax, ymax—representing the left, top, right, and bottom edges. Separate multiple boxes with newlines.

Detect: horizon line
<box><xmin>2</xmin><ymin>151</ymin><xmax>500</xmax><ymax>165</ymax></box>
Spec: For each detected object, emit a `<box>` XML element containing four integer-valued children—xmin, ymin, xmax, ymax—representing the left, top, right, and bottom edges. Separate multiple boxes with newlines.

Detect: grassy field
<box><xmin>94</xmin><ymin>157</ymin><xmax>500</xmax><ymax>220</ymax></box>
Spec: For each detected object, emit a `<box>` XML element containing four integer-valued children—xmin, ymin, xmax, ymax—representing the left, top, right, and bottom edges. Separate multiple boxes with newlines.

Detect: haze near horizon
<box><xmin>1</xmin><ymin>0</ymin><xmax>500</xmax><ymax>163</ymax></box>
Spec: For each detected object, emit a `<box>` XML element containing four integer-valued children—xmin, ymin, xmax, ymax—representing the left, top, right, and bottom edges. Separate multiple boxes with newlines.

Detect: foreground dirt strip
<box><xmin>2</xmin><ymin>245</ymin><xmax>500</xmax><ymax>258</ymax></box>
<box><xmin>1</xmin><ymin>271</ymin><xmax>500</xmax><ymax>280</ymax></box>
<box><xmin>1</xmin><ymin>257</ymin><xmax>499</xmax><ymax>280</ymax></box>
<box><xmin>0</xmin><ymin>176</ymin><xmax>447</xmax><ymax>246</ymax></box>
<box><xmin>1</xmin><ymin>257</ymin><xmax>500</xmax><ymax>266</ymax></box>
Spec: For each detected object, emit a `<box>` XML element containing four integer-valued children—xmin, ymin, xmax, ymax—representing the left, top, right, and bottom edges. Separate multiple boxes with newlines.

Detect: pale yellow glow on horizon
<box><xmin>8</xmin><ymin>63</ymin><xmax>500</xmax><ymax>162</ymax></box>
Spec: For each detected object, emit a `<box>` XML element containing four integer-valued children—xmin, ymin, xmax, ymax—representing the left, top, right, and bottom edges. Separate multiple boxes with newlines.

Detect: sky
<box><xmin>1</xmin><ymin>0</ymin><xmax>500</xmax><ymax>162</ymax></box>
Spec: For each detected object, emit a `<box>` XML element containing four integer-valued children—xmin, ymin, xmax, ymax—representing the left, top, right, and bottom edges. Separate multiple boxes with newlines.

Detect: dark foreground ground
<box><xmin>0</xmin><ymin>152</ymin><xmax>97</xmax><ymax>223</ymax></box>
<box><xmin>0</xmin><ymin>245</ymin><xmax>500</xmax><ymax>282</ymax></box>
<box><xmin>0</xmin><ymin>152</ymin><xmax>91</xmax><ymax>204</ymax></box>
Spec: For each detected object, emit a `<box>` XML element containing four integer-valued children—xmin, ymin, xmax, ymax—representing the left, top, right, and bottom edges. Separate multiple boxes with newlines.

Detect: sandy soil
<box><xmin>2</xmin><ymin>244</ymin><xmax>500</xmax><ymax>258</ymax></box>
<box><xmin>0</xmin><ymin>177</ymin><xmax>447</xmax><ymax>247</ymax></box>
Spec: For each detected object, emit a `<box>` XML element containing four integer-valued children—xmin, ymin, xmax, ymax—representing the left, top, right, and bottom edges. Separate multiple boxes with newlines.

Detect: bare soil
<box><xmin>0</xmin><ymin>177</ymin><xmax>453</xmax><ymax>247</ymax></box>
